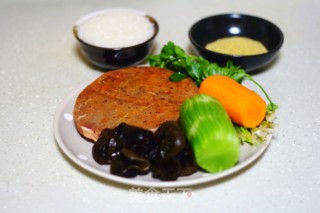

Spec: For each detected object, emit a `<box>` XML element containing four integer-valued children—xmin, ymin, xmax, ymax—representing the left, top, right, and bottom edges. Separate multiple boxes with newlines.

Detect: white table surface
<box><xmin>1</xmin><ymin>0</ymin><xmax>319</xmax><ymax>212</ymax></box>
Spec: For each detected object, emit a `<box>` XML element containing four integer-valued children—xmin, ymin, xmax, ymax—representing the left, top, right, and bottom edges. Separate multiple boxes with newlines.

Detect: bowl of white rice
<box><xmin>73</xmin><ymin>8</ymin><xmax>159</xmax><ymax>70</ymax></box>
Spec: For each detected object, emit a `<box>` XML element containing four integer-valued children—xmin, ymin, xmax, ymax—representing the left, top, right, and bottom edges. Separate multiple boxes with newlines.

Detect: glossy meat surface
<box><xmin>73</xmin><ymin>67</ymin><xmax>198</xmax><ymax>141</ymax></box>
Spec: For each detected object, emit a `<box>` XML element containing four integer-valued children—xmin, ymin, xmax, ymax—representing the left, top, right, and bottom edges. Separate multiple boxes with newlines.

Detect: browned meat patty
<box><xmin>73</xmin><ymin>66</ymin><xmax>198</xmax><ymax>141</ymax></box>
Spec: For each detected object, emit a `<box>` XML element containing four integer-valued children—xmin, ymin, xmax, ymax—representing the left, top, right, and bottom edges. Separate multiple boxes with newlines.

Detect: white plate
<box><xmin>54</xmin><ymin>81</ymin><xmax>271</xmax><ymax>188</ymax></box>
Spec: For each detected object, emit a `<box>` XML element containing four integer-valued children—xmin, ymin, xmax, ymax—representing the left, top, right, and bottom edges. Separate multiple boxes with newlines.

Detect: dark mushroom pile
<box><xmin>92</xmin><ymin>121</ymin><xmax>198</xmax><ymax>181</ymax></box>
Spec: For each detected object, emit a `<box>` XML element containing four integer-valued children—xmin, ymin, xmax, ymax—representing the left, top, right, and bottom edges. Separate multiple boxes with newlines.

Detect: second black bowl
<box><xmin>189</xmin><ymin>13</ymin><xmax>284</xmax><ymax>72</ymax></box>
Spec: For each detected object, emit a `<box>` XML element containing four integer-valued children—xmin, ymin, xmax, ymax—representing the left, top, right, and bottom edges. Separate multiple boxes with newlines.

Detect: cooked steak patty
<box><xmin>73</xmin><ymin>66</ymin><xmax>198</xmax><ymax>141</ymax></box>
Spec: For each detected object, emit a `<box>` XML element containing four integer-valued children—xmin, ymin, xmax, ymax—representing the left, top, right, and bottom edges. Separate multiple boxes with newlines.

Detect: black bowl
<box><xmin>189</xmin><ymin>13</ymin><xmax>284</xmax><ymax>72</ymax></box>
<box><xmin>73</xmin><ymin>9</ymin><xmax>159</xmax><ymax>70</ymax></box>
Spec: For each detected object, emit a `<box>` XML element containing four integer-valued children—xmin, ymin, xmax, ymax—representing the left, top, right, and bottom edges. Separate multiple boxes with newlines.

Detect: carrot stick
<box><xmin>198</xmin><ymin>75</ymin><xmax>266</xmax><ymax>128</ymax></box>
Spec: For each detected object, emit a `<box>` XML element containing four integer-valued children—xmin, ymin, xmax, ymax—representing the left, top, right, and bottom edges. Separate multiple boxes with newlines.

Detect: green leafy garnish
<box><xmin>148</xmin><ymin>41</ymin><xmax>278</xmax><ymax>145</ymax></box>
<box><xmin>148</xmin><ymin>41</ymin><xmax>247</xmax><ymax>85</ymax></box>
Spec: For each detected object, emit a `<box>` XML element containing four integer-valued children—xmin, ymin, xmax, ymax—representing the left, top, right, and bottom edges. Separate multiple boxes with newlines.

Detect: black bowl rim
<box><xmin>189</xmin><ymin>13</ymin><xmax>284</xmax><ymax>58</ymax></box>
<box><xmin>73</xmin><ymin>9</ymin><xmax>159</xmax><ymax>51</ymax></box>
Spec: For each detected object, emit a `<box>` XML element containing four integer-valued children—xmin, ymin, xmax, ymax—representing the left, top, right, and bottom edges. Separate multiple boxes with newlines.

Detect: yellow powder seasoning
<box><xmin>205</xmin><ymin>36</ymin><xmax>268</xmax><ymax>56</ymax></box>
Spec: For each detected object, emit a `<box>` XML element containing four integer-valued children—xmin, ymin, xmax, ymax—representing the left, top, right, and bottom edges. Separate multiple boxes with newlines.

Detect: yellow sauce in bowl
<box><xmin>205</xmin><ymin>36</ymin><xmax>268</xmax><ymax>56</ymax></box>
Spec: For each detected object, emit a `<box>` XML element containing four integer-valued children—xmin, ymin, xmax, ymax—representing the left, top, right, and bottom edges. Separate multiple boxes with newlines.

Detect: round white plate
<box><xmin>54</xmin><ymin>81</ymin><xmax>271</xmax><ymax>188</ymax></box>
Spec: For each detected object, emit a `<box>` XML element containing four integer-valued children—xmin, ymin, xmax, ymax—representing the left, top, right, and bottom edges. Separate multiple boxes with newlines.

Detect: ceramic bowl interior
<box><xmin>73</xmin><ymin>8</ymin><xmax>159</xmax><ymax>70</ymax></box>
<box><xmin>189</xmin><ymin>13</ymin><xmax>284</xmax><ymax>72</ymax></box>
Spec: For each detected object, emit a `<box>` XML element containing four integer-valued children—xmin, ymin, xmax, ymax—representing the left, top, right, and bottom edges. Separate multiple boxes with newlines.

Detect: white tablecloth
<box><xmin>1</xmin><ymin>0</ymin><xmax>319</xmax><ymax>212</ymax></box>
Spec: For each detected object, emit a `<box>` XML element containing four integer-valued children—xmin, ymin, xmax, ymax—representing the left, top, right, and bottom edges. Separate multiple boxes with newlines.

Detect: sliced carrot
<box><xmin>198</xmin><ymin>75</ymin><xmax>266</xmax><ymax>128</ymax></box>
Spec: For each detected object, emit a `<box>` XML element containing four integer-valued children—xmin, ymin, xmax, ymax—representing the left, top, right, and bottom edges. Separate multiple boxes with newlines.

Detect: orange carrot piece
<box><xmin>198</xmin><ymin>75</ymin><xmax>266</xmax><ymax>128</ymax></box>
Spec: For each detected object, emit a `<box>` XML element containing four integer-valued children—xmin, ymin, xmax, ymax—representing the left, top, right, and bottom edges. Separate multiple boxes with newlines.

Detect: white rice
<box><xmin>76</xmin><ymin>9</ymin><xmax>155</xmax><ymax>48</ymax></box>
